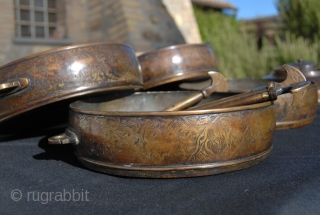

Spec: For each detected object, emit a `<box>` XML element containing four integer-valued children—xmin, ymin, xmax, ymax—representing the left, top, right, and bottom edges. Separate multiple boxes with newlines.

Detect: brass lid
<box><xmin>138</xmin><ymin>44</ymin><xmax>218</xmax><ymax>90</ymax></box>
<box><xmin>0</xmin><ymin>42</ymin><xmax>143</xmax><ymax>123</ymax></box>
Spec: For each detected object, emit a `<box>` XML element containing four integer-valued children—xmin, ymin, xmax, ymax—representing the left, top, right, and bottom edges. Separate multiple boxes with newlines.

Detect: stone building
<box><xmin>243</xmin><ymin>15</ymin><xmax>283</xmax><ymax>47</ymax></box>
<box><xmin>191</xmin><ymin>0</ymin><xmax>237</xmax><ymax>13</ymax></box>
<box><xmin>0</xmin><ymin>0</ymin><xmax>203</xmax><ymax>66</ymax></box>
<box><xmin>0</xmin><ymin>0</ymin><xmax>238</xmax><ymax>66</ymax></box>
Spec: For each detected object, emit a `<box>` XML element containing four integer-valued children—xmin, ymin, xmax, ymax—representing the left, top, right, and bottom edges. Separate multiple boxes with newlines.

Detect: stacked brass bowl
<box><xmin>0</xmin><ymin>42</ymin><xmax>317</xmax><ymax>178</ymax></box>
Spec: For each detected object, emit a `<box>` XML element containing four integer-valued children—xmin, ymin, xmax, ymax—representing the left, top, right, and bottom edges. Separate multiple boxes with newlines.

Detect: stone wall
<box><xmin>84</xmin><ymin>0</ymin><xmax>187</xmax><ymax>52</ymax></box>
<box><xmin>0</xmin><ymin>0</ymin><xmax>201</xmax><ymax>66</ymax></box>
<box><xmin>0</xmin><ymin>0</ymin><xmax>83</xmax><ymax>66</ymax></box>
<box><xmin>66</xmin><ymin>0</ymin><xmax>88</xmax><ymax>44</ymax></box>
<box><xmin>0</xmin><ymin>0</ymin><xmax>17</xmax><ymax>65</ymax></box>
<box><xmin>162</xmin><ymin>0</ymin><xmax>202</xmax><ymax>44</ymax></box>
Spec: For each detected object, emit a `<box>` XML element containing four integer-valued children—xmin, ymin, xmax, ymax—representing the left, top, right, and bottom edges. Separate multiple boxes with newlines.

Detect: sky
<box><xmin>226</xmin><ymin>0</ymin><xmax>279</xmax><ymax>20</ymax></box>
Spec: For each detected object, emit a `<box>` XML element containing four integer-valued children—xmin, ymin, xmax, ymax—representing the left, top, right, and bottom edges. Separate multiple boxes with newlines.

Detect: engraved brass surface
<box><xmin>179</xmin><ymin>65</ymin><xmax>318</xmax><ymax>129</ymax></box>
<box><xmin>265</xmin><ymin>61</ymin><xmax>320</xmax><ymax>104</ymax></box>
<box><xmin>49</xmin><ymin>91</ymin><xmax>276</xmax><ymax>178</ymax></box>
<box><xmin>274</xmin><ymin>82</ymin><xmax>318</xmax><ymax>129</ymax></box>
<box><xmin>273</xmin><ymin>66</ymin><xmax>317</xmax><ymax>129</ymax></box>
<box><xmin>0</xmin><ymin>42</ymin><xmax>143</xmax><ymax>122</ymax></box>
<box><xmin>138</xmin><ymin>44</ymin><xmax>218</xmax><ymax>90</ymax></box>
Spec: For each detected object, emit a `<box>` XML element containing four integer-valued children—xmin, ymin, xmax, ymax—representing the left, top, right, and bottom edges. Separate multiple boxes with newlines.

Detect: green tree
<box><xmin>277</xmin><ymin>0</ymin><xmax>320</xmax><ymax>41</ymax></box>
<box><xmin>193</xmin><ymin>6</ymin><xmax>275</xmax><ymax>78</ymax></box>
<box><xmin>193</xmin><ymin>3</ymin><xmax>319</xmax><ymax>78</ymax></box>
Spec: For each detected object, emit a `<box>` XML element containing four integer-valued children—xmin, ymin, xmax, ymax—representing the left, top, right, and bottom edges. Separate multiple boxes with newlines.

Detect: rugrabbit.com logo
<box><xmin>11</xmin><ymin>189</ymin><xmax>89</xmax><ymax>204</ymax></box>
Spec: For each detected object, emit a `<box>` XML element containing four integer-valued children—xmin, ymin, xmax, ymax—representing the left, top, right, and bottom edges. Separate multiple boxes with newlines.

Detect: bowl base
<box><xmin>76</xmin><ymin>146</ymin><xmax>273</xmax><ymax>178</ymax></box>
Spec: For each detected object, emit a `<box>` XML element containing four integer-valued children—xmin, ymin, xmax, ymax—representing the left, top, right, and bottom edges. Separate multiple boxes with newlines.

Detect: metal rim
<box><xmin>70</xmin><ymin>98</ymin><xmax>272</xmax><ymax>116</ymax></box>
<box><xmin>0</xmin><ymin>42</ymin><xmax>133</xmax><ymax>70</ymax></box>
<box><xmin>77</xmin><ymin>146</ymin><xmax>272</xmax><ymax>171</ymax></box>
<box><xmin>76</xmin><ymin>146</ymin><xmax>272</xmax><ymax>178</ymax></box>
<box><xmin>138</xmin><ymin>43</ymin><xmax>212</xmax><ymax>57</ymax></box>
<box><xmin>0</xmin><ymin>84</ymin><xmax>141</xmax><ymax>123</ymax></box>
<box><xmin>276</xmin><ymin>117</ymin><xmax>315</xmax><ymax>130</ymax></box>
<box><xmin>143</xmin><ymin>68</ymin><xmax>217</xmax><ymax>89</ymax></box>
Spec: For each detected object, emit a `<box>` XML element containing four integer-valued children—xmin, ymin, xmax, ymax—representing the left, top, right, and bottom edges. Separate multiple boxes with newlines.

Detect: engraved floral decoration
<box><xmin>71</xmin><ymin>106</ymin><xmax>275</xmax><ymax>166</ymax></box>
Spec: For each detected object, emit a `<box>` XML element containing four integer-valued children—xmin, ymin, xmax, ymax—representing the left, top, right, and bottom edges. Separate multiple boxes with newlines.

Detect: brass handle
<box><xmin>274</xmin><ymin>64</ymin><xmax>306</xmax><ymax>88</ymax></box>
<box><xmin>163</xmin><ymin>92</ymin><xmax>204</xmax><ymax>111</ymax></box>
<box><xmin>188</xmin><ymin>87</ymin><xmax>271</xmax><ymax>110</ymax></box>
<box><xmin>0</xmin><ymin>78</ymin><xmax>29</xmax><ymax>97</ymax></box>
<box><xmin>48</xmin><ymin>129</ymin><xmax>79</xmax><ymax>145</ymax></box>
<box><xmin>163</xmin><ymin>71</ymin><xmax>228</xmax><ymax>111</ymax></box>
<box><xmin>189</xmin><ymin>81</ymin><xmax>310</xmax><ymax>110</ymax></box>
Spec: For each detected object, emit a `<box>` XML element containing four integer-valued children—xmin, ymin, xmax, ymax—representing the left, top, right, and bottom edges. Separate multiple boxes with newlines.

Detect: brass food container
<box><xmin>265</xmin><ymin>60</ymin><xmax>320</xmax><ymax>105</ymax></box>
<box><xmin>0</xmin><ymin>42</ymin><xmax>143</xmax><ymax>122</ymax></box>
<box><xmin>138</xmin><ymin>44</ymin><xmax>218</xmax><ymax>90</ymax></box>
<box><xmin>49</xmin><ymin>92</ymin><xmax>276</xmax><ymax>178</ymax></box>
<box><xmin>180</xmin><ymin>66</ymin><xmax>318</xmax><ymax>130</ymax></box>
<box><xmin>274</xmin><ymin>81</ymin><xmax>318</xmax><ymax>129</ymax></box>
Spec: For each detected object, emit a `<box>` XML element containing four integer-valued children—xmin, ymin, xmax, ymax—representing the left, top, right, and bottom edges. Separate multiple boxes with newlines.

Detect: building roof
<box><xmin>192</xmin><ymin>0</ymin><xmax>237</xmax><ymax>10</ymax></box>
<box><xmin>243</xmin><ymin>15</ymin><xmax>281</xmax><ymax>23</ymax></box>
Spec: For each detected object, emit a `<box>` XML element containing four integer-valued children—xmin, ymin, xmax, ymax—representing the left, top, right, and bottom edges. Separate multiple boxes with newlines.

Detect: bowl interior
<box><xmin>70</xmin><ymin>91</ymin><xmax>238</xmax><ymax>112</ymax></box>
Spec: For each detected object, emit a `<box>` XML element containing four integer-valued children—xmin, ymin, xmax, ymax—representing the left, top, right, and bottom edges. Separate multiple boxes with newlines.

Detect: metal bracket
<box><xmin>0</xmin><ymin>78</ymin><xmax>29</xmax><ymax>97</ymax></box>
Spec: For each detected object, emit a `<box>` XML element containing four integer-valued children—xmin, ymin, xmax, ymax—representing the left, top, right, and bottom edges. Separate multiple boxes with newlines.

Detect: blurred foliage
<box><xmin>193</xmin><ymin>6</ymin><xmax>275</xmax><ymax>78</ymax></box>
<box><xmin>275</xmin><ymin>32</ymin><xmax>318</xmax><ymax>64</ymax></box>
<box><xmin>193</xmin><ymin>6</ymin><xmax>319</xmax><ymax>78</ymax></box>
<box><xmin>277</xmin><ymin>0</ymin><xmax>320</xmax><ymax>41</ymax></box>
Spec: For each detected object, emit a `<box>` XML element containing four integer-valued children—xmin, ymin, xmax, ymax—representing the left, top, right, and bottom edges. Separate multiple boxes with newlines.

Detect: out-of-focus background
<box><xmin>0</xmin><ymin>0</ymin><xmax>318</xmax><ymax>78</ymax></box>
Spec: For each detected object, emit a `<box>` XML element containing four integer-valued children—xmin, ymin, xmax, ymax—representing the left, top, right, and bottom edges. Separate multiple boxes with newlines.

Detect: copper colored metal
<box><xmin>180</xmin><ymin>78</ymin><xmax>270</xmax><ymax>93</ymax></box>
<box><xmin>163</xmin><ymin>71</ymin><xmax>228</xmax><ymax>111</ymax></box>
<box><xmin>48</xmin><ymin>91</ymin><xmax>276</xmax><ymax>178</ymax></box>
<box><xmin>180</xmin><ymin>65</ymin><xmax>318</xmax><ymax>129</ymax></box>
<box><xmin>265</xmin><ymin>59</ymin><xmax>320</xmax><ymax>104</ymax></box>
<box><xmin>190</xmin><ymin>81</ymin><xmax>310</xmax><ymax>110</ymax></box>
<box><xmin>272</xmin><ymin>66</ymin><xmax>318</xmax><ymax>129</ymax></box>
<box><xmin>0</xmin><ymin>42</ymin><xmax>143</xmax><ymax>122</ymax></box>
<box><xmin>138</xmin><ymin>44</ymin><xmax>218</xmax><ymax>90</ymax></box>
<box><xmin>189</xmin><ymin>82</ymin><xmax>277</xmax><ymax>110</ymax></box>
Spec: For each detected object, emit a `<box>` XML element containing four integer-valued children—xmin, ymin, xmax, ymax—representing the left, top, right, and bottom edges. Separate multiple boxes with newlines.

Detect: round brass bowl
<box><xmin>138</xmin><ymin>44</ymin><xmax>217</xmax><ymax>90</ymax></box>
<box><xmin>180</xmin><ymin>79</ymin><xmax>318</xmax><ymax>130</ymax></box>
<box><xmin>0</xmin><ymin>42</ymin><xmax>143</xmax><ymax>122</ymax></box>
<box><xmin>265</xmin><ymin>71</ymin><xmax>320</xmax><ymax>105</ymax></box>
<box><xmin>274</xmin><ymin>81</ymin><xmax>318</xmax><ymax>129</ymax></box>
<box><xmin>49</xmin><ymin>92</ymin><xmax>276</xmax><ymax>178</ymax></box>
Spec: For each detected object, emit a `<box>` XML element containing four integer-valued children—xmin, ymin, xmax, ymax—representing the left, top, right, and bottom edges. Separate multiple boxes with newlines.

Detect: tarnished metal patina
<box><xmin>188</xmin><ymin>81</ymin><xmax>307</xmax><ymax>110</ymax></box>
<box><xmin>138</xmin><ymin>44</ymin><xmax>218</xmax><ymax>90</ymax></box>
<box><xmin>164</xmin><ymin>71</ymin><xmax>228</xmax><ymax>111</ymax></box>
<box><xmin>265</xmin><ymin>59</ymin><xmax>320</xmax><ymax>104</ymax></box>
<box><xmin>49</xmin><ymin>91</ymin><xmax>276</xmax><ymax>178</ymax></box>
<box><xmin>269</xmin><ymin>65</ymin><xmax>318</xmax><ymax>129</ymax></box>
<box><xmin>180</xmin><ymin>65</ymin><xmax>318</xmax><ymax>129</ymax></box>
<box><xmin>0</xmin><ymin>42</ymin><xmax>143</xmax><ymax>122</ymax></box>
